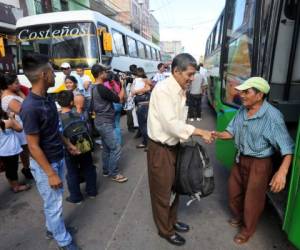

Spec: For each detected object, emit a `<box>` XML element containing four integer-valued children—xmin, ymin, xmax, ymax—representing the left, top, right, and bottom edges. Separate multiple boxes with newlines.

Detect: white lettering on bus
<box><xmin>70</xmin><ymin>27</ymin><xmax>80</xmax><ymax>36</ymax></box>
<box><xmin>18</xmin><ymin>25</ymin><xmax>90</xmax><ymax>41</ymax></box>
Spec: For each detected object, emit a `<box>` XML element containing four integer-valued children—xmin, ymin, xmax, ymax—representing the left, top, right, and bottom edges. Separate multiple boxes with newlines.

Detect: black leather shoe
<box><xmin>159</xmin><ymin>232</ymin><xmax>186</xmax><ymax>246</ymax></box>
<box><xmin>174</xmin><ymin>222</ymin><xmax>190</xmax><ymax>233</ymax></box>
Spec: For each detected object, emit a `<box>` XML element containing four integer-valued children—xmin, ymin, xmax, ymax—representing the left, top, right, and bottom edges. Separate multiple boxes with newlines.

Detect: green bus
<box><xmin>204</xmin><ymin>0</ymin><xmax>300</xmax><ymax>248</ymax></box>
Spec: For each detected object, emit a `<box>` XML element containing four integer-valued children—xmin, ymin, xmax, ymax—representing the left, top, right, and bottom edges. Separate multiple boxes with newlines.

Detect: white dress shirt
<box><xmin>147</xmin><ymin>75</ymin><xmax>195</xmax><ymax>145</ymax></box>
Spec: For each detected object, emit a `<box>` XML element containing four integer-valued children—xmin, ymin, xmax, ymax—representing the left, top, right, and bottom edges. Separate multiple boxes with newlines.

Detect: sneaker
<box><xmin>189</xmin><ymin>118</ymin><xmax>194</xmax><ymax>121</ymax></box>
<box><xmin>111</xmin><ymin>174</ymin><xmax>128</xmax><ymax>183</ymax></box>
<box><xmin>65</xmin><ymin>197</ymin><xmax>82</xmax><ymax>205</ymax></box>
<box><xmin>196</xmin><ymin>117</ymin><xmax>202</xmax><ymax>121</ymax></box>
<box><xmin>88</xmin><ymin>195</ymin><xmax>96</xmax><ymax>199</ymax></box>
<box><xmin>59</xmin><ymin>241</ymin><xmax>79</xmax><ymax>250</ymax></box>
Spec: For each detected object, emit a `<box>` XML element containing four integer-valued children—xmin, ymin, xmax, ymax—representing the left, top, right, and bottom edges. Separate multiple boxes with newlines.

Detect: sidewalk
<box><xmin>0</xmin><ymin>101</ymin><xmax>295</xmax><ymax>250</ymax></box>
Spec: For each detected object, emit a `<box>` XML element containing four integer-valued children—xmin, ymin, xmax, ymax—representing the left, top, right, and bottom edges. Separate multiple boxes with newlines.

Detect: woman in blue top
<box><xmin>0</xmin><ymin>108</ymin><xmax>31</xmax><ymax>193</ymax></box>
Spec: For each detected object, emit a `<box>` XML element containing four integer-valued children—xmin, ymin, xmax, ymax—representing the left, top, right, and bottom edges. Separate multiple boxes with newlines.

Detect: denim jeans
<box><xmin>113</xmin><ymin>103</ymin><xmax>123</xmax><ymax>145</ymax></box>
<box><xmin>136</xmin><ymin>104</ymin><xmax>149</xmax><ymax>145</ymax></box>
<box><xmin>65</xmin><ymin>151</ymin><xmax>97</xmax><ymax>202</ymax></box>
<box><xmin>30</xmin><ymin>158</ymin><xmax>72</xmax><ymax>247</ymax></box>
<box><xmin>95</xmin><ymin>123</ymin><xmax>121</xmax><ymax>177</ymax></box>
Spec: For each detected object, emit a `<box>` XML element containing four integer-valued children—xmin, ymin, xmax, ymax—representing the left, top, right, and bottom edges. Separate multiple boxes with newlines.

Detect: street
<box><xmin>0</xmin><ymin>100</ymin><xmax>295</xmax><ymax>250</ymax></box>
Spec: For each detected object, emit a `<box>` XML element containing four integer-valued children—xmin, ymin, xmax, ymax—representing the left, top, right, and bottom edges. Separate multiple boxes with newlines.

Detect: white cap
<box><xmin>61</xmin><ymin>62</ymin><xmax>71</xmax><ymax>69</ymax></box>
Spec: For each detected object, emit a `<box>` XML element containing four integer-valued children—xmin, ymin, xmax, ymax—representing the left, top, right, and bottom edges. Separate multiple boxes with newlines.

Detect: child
<box><xmin>57</xmin><ymin>90</ymin><xmax>97</xmax><ymax>204</ymax></box>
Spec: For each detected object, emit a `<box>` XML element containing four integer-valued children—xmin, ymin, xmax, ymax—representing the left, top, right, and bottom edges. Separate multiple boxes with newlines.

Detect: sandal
<box><xmin>233</xmin><ymin>233</ymin><xmax>249</xmax><ymax>245</ymax></box>
<box><xmin>12</xmin><ymin>184</ymin><xmax>31</xmax><ymax>193</ymax></box>
<box><xmin>228</xmin><ymin>218</ymin><xmax>242</xmax><ymax>228</ymax></box>
<box><xmin>111</xmin><ymin>174</ymin><xmax>128</xmax><ymax>183</ymax></box>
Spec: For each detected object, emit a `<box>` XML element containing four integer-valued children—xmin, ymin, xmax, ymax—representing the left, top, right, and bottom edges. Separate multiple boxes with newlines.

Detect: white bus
<box><xmin>16</xmin><ymin>10</ymin><xmax>161</xmax><ymax>92</ymax></box>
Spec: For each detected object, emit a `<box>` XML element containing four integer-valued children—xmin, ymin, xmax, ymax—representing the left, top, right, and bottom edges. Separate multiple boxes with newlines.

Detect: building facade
<box><xmin>160</xmin><ymin>41</ymin><xmax>184</xmax><ymax>62</ymax></box>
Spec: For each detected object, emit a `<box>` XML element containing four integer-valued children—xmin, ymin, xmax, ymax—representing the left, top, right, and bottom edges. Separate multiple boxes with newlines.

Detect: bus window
<box><xmin>17</xmin><ymin>24</ymin><xmax>51</xmax><ymax>60</ymax></box>
<box><xmin>231</xmin><ymin>0</ymin><xmax>247</xmax><ymax>32</ymax></box>
<box><xmin>155</xmin><ymin>49</ymin><xmax>159</xmax><ymax>60</ymax></box>
<box><xmin>219</xmin><ymin>15</ymin><xmax>224</xmax><ymax>45</ymax></box>
<box><xmin>214</xmin><ymin>21</ymin><xmax>220</xmax><ymax>49</ymax></box>
<box><xmin>151</xmin><ymin>47</ymin><xmax>156</xmax><ymax>60</ymax></box>
<box><xmin>146</xmin><ymin>45</ymin><xmax>151</xmax><ymax>59</ymax></box>
<box><xmin>127</xmin><ymin>36</ymin><xmax>138</xmax><ymax>57</ymax></box>
<box><xmin>137</xmin><ymin>41</ymin><xmax>146</xmax><ymax>58</ymax></box>
<box><xmin>158</xmin><ymin>50</ymin><xmax>162</xmax><ymax>61</ymax></box>
<box><xmin>112</xmin><ymin>29</ymin><xmax>126</xmax><ymax>56</ymax></box>
<box><xmin>51</xmin><ymin>22</ymin><xmax>98</xmax><ymax>68</ymax></box>
<box><xmin>284</xmin><ymin>0</ymin><xmax>298</xmax><ymax>20</ymax></box>
<box><xmin>222</xmin><ymin>0</ymin><xmax>255</xmax><ymax>106</ymax></box>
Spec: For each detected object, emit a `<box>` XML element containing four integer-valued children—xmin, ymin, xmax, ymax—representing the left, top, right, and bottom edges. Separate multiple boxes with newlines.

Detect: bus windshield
<box><xmin>17</xmin><ymin>22</ymin><xmax>99</xmax><ymax>70</ymax></box>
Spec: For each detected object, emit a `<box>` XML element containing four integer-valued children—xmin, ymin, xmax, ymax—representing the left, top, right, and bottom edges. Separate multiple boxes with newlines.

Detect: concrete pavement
<box><xmin>0</xmin><ymin>101</ymin><xmax>295</xmax><ymax>250</ymax></box>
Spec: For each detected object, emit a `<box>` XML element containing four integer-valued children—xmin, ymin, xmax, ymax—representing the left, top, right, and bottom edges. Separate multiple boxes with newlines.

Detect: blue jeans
<box><xmin>137</xmin><ymin>104</ymin><xmax>149</xmax><ymax>145</ymax></box>
<box><xmin>95</xmin><ymin>123</ymin><xmax>121</xmax><ymax>177</ymax></box>
<box><xmin>30</xmin><ymin>158</ymin><xmax>72</xmax><ymax>247</ymax></box>
<box><xmin>65</xmin><ymin>151</ymin><xmax>97</xmax><ymax>202</ymax></box>
<box><xmin>113</xmin><ymin>103</ymin><xmax>123</xmax><ymax>145</ymax></box>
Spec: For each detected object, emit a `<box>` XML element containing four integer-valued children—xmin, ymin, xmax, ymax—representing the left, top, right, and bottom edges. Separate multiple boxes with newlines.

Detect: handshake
<box><xmin>194</xmin><ymin>129</ymin><xmax>229</xmax><ymax>144</ymax></box>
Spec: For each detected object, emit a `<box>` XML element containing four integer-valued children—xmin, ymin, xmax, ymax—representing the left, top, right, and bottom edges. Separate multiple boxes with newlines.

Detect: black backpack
<box><xmin>60</xmin><ymin>112</ymin><xmax>94</xmax><ymax>154</ymax></box>
<box><xmin>174</xmin><ymin>140</ymin><xmax>214</xmax><ymax>204</ymax></box>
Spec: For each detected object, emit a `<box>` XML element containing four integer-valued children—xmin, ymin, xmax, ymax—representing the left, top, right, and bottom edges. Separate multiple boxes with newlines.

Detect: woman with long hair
<box><xmin>0</xmin><ymin>73</ymin><xmax>33</xmax><ymax>179</ymax></box>
<box><xmin>131</xmin><ymin>67</ymin><xmax>152</xmax><ymax>149</ymax></box>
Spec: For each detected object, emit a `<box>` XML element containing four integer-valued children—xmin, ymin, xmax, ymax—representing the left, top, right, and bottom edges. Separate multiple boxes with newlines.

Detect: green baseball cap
<box><xmin>235</xmin><ymin>77</ymin><xmax>270</xmax><ymax>94</ymax></box>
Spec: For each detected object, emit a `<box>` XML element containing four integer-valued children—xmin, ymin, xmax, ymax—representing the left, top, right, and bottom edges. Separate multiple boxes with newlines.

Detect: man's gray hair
<box><xmin>171</xmin><ymin>53</ymin><xmax>197</xmax><ymax>73</ymax></box>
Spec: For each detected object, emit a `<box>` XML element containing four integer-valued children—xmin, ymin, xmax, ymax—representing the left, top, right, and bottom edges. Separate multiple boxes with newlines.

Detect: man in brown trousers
<box><xmin>213</xmin><ymin>77</ymin><xmax>294</xmax><ymax>244</ymax></box>
<box><xmin>147</xmin><ymin>53</ymin><xmax>213</xmax><ymax>246</ymax></box>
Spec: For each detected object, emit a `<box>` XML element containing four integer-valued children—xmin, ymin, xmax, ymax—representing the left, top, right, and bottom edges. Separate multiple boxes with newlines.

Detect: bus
<box><xmin>204</xmin><ymin>0</ymin><xmax>300</xmax><ymax>248</ymax></box>
<box><xmin>15</xmin><ymin>10</ymin><xmax>161</xmax><ymax>92</ymax></box>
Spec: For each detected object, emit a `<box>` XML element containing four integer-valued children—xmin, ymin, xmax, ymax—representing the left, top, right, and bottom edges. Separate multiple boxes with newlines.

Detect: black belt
<box><xmin>148</xmin><ymin>137</ymin><xmax>179</xmax><ymax>149</ymax></box>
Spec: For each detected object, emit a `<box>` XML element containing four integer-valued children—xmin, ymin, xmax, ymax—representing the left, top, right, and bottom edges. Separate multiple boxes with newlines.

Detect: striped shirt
<box><xmin>226</xmin><ymin>100</ymin><xmax>294</xmax><ymax>158</ymax></box>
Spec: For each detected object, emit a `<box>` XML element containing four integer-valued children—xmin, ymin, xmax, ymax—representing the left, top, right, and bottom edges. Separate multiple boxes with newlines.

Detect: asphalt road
<box><xmin>0</xmin><ymin>100</ymin><xmax>295</xmax><ymax>250</ymax></box>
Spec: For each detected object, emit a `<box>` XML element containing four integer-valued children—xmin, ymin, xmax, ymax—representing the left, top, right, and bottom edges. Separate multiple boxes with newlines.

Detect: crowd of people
<box><xmin>0</xmin><ymin>51</ymin><xmax>295</xmax><ymax>249</ymax></box>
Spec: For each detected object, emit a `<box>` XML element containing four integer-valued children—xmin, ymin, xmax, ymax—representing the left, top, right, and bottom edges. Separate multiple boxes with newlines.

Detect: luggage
<box><xmin>174</xmin><ymin>140</ymin><xmax>214</xmax><ymax>205</ymax></box>
<box><xmin>60</xmin><ymin>112</ymin><xmax>94</xmax><ymax>154</ymax></box>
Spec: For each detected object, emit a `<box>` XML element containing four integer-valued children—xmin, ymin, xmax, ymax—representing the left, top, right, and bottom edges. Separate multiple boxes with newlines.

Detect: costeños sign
<box><xmin>17</xmin><ymin>23</ymin><xmax>94</xmax><ymax>42</ymax></box>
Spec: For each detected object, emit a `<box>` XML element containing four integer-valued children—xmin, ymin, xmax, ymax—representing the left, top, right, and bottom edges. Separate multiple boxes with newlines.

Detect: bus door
<box><xmin>96</xmin><ymin>22</ymin><xmax>113</xmax><ymax>66</ymax></box>
<box><xmin>267</xmin><ymin>0</ymin><xmax>300</xmax><ymax>248</ymax></box>
<box><xmin>216</xmin><ymin>0</ymin><xmax>256</xmax><ymax>168</ymax></box>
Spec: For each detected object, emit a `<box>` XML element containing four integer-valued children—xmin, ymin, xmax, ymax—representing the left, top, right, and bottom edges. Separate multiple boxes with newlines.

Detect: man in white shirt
<box><xmin>152</xmin><ymin>63</ymin><xmax>166</xmax><ymax>86</ymax></box>
<box><xmin>147</xmin><ymin>53</ymin><xmax>213</xmax><ymax>246</ymax></box>
<box><xmin>75</xmin><ymin>64</ymin><xmax>92</xmax><ymax>110</ymax></box>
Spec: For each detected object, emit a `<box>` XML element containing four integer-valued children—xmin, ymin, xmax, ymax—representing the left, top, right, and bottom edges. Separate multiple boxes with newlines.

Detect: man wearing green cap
<box><xmin>213</xmin><ymin>77</ymin><xmax>294</xmax><ymax>244</ymax></box>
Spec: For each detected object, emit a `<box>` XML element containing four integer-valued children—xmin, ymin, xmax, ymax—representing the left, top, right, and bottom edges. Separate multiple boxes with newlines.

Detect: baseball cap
<box><xmin>61</xmin><ymin>62</ymin><xmax>71</xmax><ymax>69</ymax></box>
<box><xmin>235</xmin><ymin>77</ymin><xmax>270</xmax><ymax>94</ymax></box>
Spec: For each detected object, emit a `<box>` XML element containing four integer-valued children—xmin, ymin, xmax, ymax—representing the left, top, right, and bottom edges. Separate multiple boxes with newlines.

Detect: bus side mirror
<box><xmin>103</xmin><ymin>32</ymin><xmax>112</xmax><ymax>52</ymax></box>
<box><xmin>0</xmin><ymin>37</ymin><xmax>5</xmax><ymax>58</ymax></box>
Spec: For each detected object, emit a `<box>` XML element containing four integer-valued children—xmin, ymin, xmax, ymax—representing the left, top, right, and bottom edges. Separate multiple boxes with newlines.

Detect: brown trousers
<box><xmin>229</xmin><ymin>155</ymin><xmax>273</xmax><ymax>238</ymax></box>
<box><xmin>147</xmin><ymin>139</ymin><xmax>179</xmax><ymax>237</ymax></box>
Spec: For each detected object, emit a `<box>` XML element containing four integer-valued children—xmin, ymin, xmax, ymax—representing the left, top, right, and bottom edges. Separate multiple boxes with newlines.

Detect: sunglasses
<box><xmin>61</xmin><ymin>67</ymin><xmax>70</xmax><ymax>70</ymax></box>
